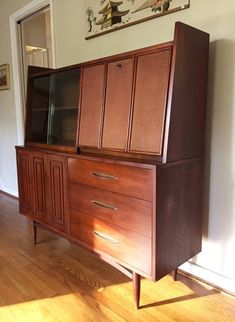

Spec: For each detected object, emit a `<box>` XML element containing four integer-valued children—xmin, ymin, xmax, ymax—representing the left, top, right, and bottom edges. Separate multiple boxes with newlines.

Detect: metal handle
<box><xmin>91</xmin><ymin>171</ymin><xmax>118</xmax><ymax>181</ymax></box>
<box><xmin>93</xmin><ymin>231</ymin><xmax>120</xmax><ymax>244</ymax></box>
<box><xmin>90</xmin><ymin>200</ymin><xmax>118</xmax><ymax>211</ymax></box>
<box><xmin>116</xmin><ymin>63</ymin><xmax>122</xmax><ymax>68</ymax></box>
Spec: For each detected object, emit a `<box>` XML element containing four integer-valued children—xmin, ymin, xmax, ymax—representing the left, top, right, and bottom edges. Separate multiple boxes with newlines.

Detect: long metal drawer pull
<box><xmin>91</xmin><ymin>171</ymin><xmax>118</xmax><ymax>181</ymax></box>
<box><xmin>93</xmin><ymin>231</ymin><xmax>120</xmax><ymax>244</ymax></box>
<box><xmin>90</xmin><ymin>200</ymin><xmax>118</xmax><ymax>211</ymax></box>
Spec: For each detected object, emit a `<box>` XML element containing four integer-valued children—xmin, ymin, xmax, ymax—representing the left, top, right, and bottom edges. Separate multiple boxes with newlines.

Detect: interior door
<box><xmin>19</xmin><ymin>6</ymin><xmax>53</xmax><ymax>94</ymax></box>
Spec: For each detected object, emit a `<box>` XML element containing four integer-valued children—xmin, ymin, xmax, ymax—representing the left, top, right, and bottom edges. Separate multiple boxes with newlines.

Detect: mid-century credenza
<box><xmin>16</xmin><ymin>22</ymin><xmax>209</xmax><ymax>308</ymax></box>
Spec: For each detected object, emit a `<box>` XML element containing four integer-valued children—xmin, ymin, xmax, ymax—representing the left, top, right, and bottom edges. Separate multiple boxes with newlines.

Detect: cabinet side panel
<box><xmin>165</xmin><ymin>22</ymin><xmax>209</xmax><ymax>162</ymax></box>
<box><xmin>78</xmin><ymin>64</ymin><xmax>105</xmax><ymax>148</ymax></box>
<box><xmin>16</xmin><ymin>150</ymin><xmax>33</xmax><ymax>215</ymax></box>
<box><xmin>156</xmin><ymin>159</ymin><xmax>204</xmax><ymax>280</ymax></box>
<box><xmin>102</xmin><ymin>58</ymin><xmax>134</xmax><ymax>150</ymax></box>
<box><xmin>130</xmin><ymin>49</ymin><xmax>171</xmax><ymax>155</ymax></box>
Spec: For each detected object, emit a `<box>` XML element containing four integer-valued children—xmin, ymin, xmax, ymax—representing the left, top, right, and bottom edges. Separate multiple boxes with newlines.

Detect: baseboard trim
<box><xmin>0</xmin><ymin>187</ymin><xmax>18</xmax><ymax>198</ymax></box>
<box><xmin>180</xmin><ymin>261</ymin><xmax>235</xmax><ymax>296</ymax></box>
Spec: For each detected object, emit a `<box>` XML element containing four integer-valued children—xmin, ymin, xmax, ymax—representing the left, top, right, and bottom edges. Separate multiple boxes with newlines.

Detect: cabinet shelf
<box><xmin>32</xmin><ymin>106</ymin><xmax>78</xmax><ymax>112</ymax></box>
<box><xmin>26</xmin><ymin>68</ymin><xmax>80</xmax><ymax>147</ymax></box>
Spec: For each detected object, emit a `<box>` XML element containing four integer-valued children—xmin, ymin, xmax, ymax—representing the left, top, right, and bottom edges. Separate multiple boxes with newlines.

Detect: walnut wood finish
<box><xmin>46</xmin><ymin>155</ymin><xmax>68</xmax><ymax>232</ymax></box>
<box><xmin>16</xmin><ymin>148</ymin><xmax>68</xmax><ymax>233</ymax></box>
<box><xmin>16</xmin><ymin>22</ymin><xmax>210</xmax><ymax>309</ymax></box>
<box><xmin>163</xmin><ymin>22</ymin><xmax>210</xmax><ymax>162</ymax></box>
<box><xmin>102</xmin><ymin>57</ymin><xmax>134</xmax><ymax>150</ymax></box>
<box><xmin>172</xmin><ymin>268</ymin><xmax>178</xmax><ymax>281</ymax></box>
<box><xmin>16</xmin><ymin>149</ymin><xmax>33</xmax><ymax>216</ymax></box>
<box><xmin>31</xmin><ymin>152</ymin><xmax>48</xmax><ymax>223</ymax></box>
<box><xmin>68</xmin><ymin>182</ymin><xmax>152</xmax><ymax>236</ymax></box>
<box><xmin>156</xmin><ymin>159</ymin><xmax>204</xmax><ymax>280</ymax></box>
<box><xmin>68</xmin><ymin>157</ymin><xmax>155</xmax><ymax>201</ymax></box>
<box><xmin>78</xmin><ymin>64</ymin><xmax>105</xmax><ymax>147</ymax></box>
<box><xmin>130</xmin><ymin>49</ymin><xmax>171</xmax><ymax>155</ymax></box>
<box><xmin>69</xmin><ymin>209</ymin><xmax>152</xmax><ymax>275</ymax></box>
<box><xmin>133</xmin><ymin>272</ymin><xmax>141</xmax><ymax>309</ymax></box>
<box><xmin>33</xmin><ymin>220</ymin><xmax>37</xmax><ymax>244</ymax></box>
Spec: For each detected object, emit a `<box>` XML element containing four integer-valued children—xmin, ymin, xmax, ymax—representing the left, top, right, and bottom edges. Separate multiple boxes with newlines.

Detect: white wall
<box><xmin>0</xmin><ymin>0</ymin><xmax>235</xmax><ymax>293</ymax></box>
<box><xmin>0</xmin><ymin>0</ymin><xmax>31</xmax><ymax>196</ymax></box>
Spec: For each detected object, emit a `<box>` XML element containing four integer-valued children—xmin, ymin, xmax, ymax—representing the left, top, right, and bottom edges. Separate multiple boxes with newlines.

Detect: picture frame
<box><xmin>85</xmin><ymin>0</ymin><xmax>190</xmax><ymax>40</ymax></box>
<box><xmin>0</xmin><ymin>64</ymin><xmax>10</xmax><ymax>90</ymax></box>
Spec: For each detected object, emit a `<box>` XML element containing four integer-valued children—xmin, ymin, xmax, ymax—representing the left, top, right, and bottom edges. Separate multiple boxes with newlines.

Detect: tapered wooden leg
<box><xmin>133</xmin><ymin>272</ymin><xmax>141</xmax><ymax>309</ymax></box>
<box><xmin>33</xmin><ymin>220</ymin><xmax>37</xmax><ymax>245</ymax></box>
<box><xmin>172</xmin><ymin>268</ymin><xmax>178</xmax><ymax>281</ymax></box>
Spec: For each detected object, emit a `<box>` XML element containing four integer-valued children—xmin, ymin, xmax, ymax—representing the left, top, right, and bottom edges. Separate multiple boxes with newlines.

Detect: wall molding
<box><xmin>180</xmin><ymin>261</ymin><xmax>235</xmax><ymax>296</ymax></box>
<box><xmin>9</xmin><ymin>0</ymin><xmax>56</xmax><ymax>145</ymax></box>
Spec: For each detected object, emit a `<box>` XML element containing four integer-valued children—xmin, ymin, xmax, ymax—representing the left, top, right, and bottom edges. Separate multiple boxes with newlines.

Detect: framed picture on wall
<box><xmin>85</xmin><ymin>0</ymin><xmax>190</xmax><ymax>39</ymax></box>
<box><xmin>0</xmin><ymin>64</ymin><xmax>10</xmax><ymax>90</ymax></box>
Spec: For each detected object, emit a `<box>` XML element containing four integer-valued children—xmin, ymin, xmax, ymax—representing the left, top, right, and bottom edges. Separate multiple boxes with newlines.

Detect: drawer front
<box><xmin>68</xmin><ymin>158</ymin><xmax>154</xmax><ymax>201</ymax></box>
<box><xmin>70</xmin><ymin>209</ymin><xmax>152</xmax><ymax>275</ymax></box>
<box><xmin>69</xmin><ymin>182</ymin><xmax>152</xmax><ymax>237</ymax></box>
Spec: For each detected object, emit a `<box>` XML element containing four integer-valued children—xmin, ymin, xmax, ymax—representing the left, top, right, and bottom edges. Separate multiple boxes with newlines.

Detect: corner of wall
<box><xmin>0</xmin><ymin>177</ymin><xmax>18</xmax><ymax>197</ymax></box>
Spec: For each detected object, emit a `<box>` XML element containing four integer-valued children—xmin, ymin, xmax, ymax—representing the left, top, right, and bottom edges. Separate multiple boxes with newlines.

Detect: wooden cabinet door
<box><xmin>31</xmin><ymin>152</ymin><xmax>50</xmax><ymax>224</ymax></box>
<box><xmin>78</xmin><ymin>64</ymin><xmax>105</xmax><ymax>148</ymax></box>
<box><xmin>102</xmin><ymin>58</ymin><xmax>134</xmax><ymax>150</ymax></box>
<box><xmin>16</xmin><ymin>149</ymin><xmax>33</xmax><ymax>216</ymax></box>
<box><xmin>130</xmin><ymin>49</ymin><xmax>172</xmax><ymax>155</ymax></box>
<box><xmin>46</xmin><ymin>155</ymin><xmax>68</xmax><ymax>232</ymax></box>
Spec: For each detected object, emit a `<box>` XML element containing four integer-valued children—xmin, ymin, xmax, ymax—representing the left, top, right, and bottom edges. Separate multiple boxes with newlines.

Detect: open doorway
<box><xmin>19</xmin><ymin>6</ymin><xmax>53</xmax><ymax>94</ymax></box>
<box><xmin>10</xmin><ymin>0</ymin><xmax>55</xmax><ymax>145</ymax></box>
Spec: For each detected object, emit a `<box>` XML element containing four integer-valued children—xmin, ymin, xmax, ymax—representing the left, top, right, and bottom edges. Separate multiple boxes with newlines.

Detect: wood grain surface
<box><xmin>0</xmin><ymin>192</ymin><xmax>235</xmax><ymax>322</ymax></box>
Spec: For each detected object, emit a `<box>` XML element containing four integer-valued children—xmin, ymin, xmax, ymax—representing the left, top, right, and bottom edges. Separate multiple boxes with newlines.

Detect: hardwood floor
<box><xmin>0</xmin><ymin>192</ymin><xmax>235</xmax><ymax>322</ymax></box>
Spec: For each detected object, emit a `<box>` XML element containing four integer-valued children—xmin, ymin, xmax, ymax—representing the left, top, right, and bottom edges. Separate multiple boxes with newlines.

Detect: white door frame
<box><xmin>9</xmin><ymin>0</ymin><xmax>56</xmax><ymax>145</ymax></box>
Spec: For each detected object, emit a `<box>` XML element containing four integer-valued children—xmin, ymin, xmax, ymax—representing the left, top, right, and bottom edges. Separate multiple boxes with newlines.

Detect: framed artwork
<box><xmin>0</xmin><ymin>64</ymin><xmax>10</xmax><ymax>90</ymax></box>
<box><xmin>85</xmin><ymin>0</ymin><xmax>190</xmax><ymax>39</ymax></box>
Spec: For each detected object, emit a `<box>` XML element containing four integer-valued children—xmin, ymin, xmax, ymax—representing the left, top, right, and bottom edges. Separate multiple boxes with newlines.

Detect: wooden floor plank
<box><xmin>0</xmin><ymin>192</ymin><xmax>235</xmax><ymax>321</ymax></box>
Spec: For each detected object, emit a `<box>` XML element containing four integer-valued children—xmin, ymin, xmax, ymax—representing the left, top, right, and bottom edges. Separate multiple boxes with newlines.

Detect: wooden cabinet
<box><xmin>16</xmin><ymin>22</ymin><xmax>209</xmax><ymax>309</ymax></box>
<box><xmin>16</xmin><ymin>148</ymin><xmax>68</xmax><ymax>232</ymax></box>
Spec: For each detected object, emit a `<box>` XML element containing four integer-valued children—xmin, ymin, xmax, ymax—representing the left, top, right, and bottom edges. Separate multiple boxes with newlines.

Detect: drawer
<box><xmin>69</xmin><ymin>209</ymin><xmax>152</xmax><ymax>275</ymax></box>
<box><xmin>68</xmin><ymin>158</ymin><xmax>155</xmax><ymax>201</ymax></box>
<box><xmin>69</xmin><ymin>182</ymin><xmax>152</xmax><ymax>236</ymax></box>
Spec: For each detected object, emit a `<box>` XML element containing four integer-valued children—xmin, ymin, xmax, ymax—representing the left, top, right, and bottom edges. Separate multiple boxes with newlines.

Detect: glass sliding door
<box><xmin>27</xmin><ymin>68</ymin><xmax>80</xmax><ymax>147</ymax></box>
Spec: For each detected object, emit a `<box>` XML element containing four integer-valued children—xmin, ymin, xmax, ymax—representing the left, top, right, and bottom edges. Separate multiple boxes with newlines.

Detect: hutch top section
<box><xmin>25</xmin><ymin>22</ymin><xmax>209</xmax><ymax>164</ymax></box>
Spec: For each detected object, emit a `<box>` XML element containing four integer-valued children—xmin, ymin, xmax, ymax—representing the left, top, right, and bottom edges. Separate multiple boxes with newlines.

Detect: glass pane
<box><xmin>48</xmin><ymin>68</ymin><xmax>80</xmax><ymax>146</ymax></box>
<box><xmin>29</xmin><ymin>75</ymin><xmax>50</xmax><ymax>143</ymax></box>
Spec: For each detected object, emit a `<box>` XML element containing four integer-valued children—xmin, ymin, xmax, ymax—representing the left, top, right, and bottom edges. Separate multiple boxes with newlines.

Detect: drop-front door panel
<box><xmin>130</xmin><ymin>49</ymin><xmax>172</xmax><ymax>155</ymax></box>
<box><xmin>78</xmin><ymin>64</ymin><xmax>105</xmax><ymax>148</ymax></box>
<box><xmin>102</xmin><ymin>58</ymin><xmax>134</xmax><ymax>150</ymax></box>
